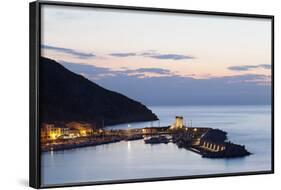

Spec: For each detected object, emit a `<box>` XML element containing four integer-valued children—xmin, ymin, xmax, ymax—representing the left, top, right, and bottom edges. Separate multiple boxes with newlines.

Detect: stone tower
<box><xmin>175</xmin><ymin>116</ymin><xmax>184</xmax><ymax>128</ymax></box>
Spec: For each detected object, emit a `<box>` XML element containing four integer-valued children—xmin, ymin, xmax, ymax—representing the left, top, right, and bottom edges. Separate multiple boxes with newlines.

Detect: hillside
<box><xmin>39</xmin><ymin>57</ymin><xmax>158</xmax><ymax>127</ymax></box>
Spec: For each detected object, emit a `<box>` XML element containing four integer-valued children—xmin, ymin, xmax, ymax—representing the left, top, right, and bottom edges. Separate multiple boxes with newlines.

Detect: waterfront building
<box><xmin>40</xmin><ymin>126</ymin><xmax>49</xmax><ymax>142</ymax></box>
<box><xmin>142</xmin><ymin>127</ymin><xmax>158</xmax><ymax>134</ymax></box>
<box><xmin>175</xmin><ymin>116</ymin><xmax>184</xmax><ymax>128</ymax></box>
<box><xmin>170</xmin><ymin>116</ymin><xmax>185</xmax><ymax>130</ymax></box>
<box><xmin>59</xmin><ymin>127</ymin><xmax>71</xmax><ymax>139</ymax></box>
<box><xmin>68</xmin><ymin>129</ymin><xmax>81</xmax><ymax>138</ymax></box>
<box><xmin>200</xmin><ymin>140</ymin><xmax>226</xmax><ymax>152</ymax></box>
<box><xmin>61</xmin><ymin>127</ymin><xmax>69</xmax><ymax>135</ymax></box>
<box><xmin>66</xmin><ymin>122</ymin><xmax>94</xmax><ymax>136</ymax></box>
<box><xmin>41</xmin><ymin>123</ymin><xmax>62</xmax><ymax>140</ymax></box>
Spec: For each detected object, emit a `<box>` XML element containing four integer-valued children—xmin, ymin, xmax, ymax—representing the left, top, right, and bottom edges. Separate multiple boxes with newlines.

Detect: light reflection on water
<box><xmin>127</xmin><ymin>141</ymin><xmax>131</xmax><ymax>152</ymax></box>
<box><xmin>41</xmin><ymin>105</ymin><xmax>271</xmax><ymax>185</ymax></box>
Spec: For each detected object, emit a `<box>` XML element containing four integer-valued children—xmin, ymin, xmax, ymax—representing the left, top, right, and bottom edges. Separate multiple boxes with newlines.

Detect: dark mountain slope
<box><xmin>39</xmin><ymin>57</ymin><xmax>158</xmax><ymax>126</ymax></box>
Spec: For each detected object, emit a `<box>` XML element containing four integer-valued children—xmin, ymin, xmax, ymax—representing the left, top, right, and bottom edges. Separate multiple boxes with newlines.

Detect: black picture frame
<box><xmin>29</xmin><ymin>0</ymin><xmax>274</xmax><ymax>188</ymax></box>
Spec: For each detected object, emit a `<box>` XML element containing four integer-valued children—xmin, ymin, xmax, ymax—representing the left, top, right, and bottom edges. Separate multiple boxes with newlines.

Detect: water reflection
<box><xmin>127</xmin><ymin>141</ymin><xmax>131</xmax><ymax>152</ymax></box>
<box><xmin>42</xmin><ymin>105</ymin><xmax>271</xmax><ymax>185</ymax></box>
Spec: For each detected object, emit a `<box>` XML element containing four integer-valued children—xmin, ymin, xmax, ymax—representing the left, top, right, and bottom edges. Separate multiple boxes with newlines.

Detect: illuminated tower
<box><xmin>175</xmin><ymin>116</ymin><xmax>184</xmax><ymax>128</ymax></box>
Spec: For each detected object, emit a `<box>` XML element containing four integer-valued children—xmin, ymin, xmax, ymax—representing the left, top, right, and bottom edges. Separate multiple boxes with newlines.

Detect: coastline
<box><xmin>41</xmin><ymin>105</ymin><xmax>270</xmax><ymax>185</ymax></box>
<box><xmin>41</xmin><ymin>126</ymin><xmax>250</xmax><ymax>159</ymax></box>
<box><xmin>41</xmin><ymin>136</ymin><xmax>124</xmax><ymax>152</ymax></box>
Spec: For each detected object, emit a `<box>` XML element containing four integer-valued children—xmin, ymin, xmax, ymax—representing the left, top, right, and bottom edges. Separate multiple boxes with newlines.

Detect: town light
<box><xmin>50</xmin><ymin>133</ymin><xmax>57</xmax><ymax>140</ymax></box>
<box><xmin>80</xmin><ymin>130</ymin><xmax>87</xmax><ymax>136</ymax></box>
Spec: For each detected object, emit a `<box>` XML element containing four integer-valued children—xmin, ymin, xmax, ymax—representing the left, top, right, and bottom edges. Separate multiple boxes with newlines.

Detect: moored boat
<box><xmin>144</xmin><ymin>136</ymin><xmax>169</xmax><ymax>144</ymax></box>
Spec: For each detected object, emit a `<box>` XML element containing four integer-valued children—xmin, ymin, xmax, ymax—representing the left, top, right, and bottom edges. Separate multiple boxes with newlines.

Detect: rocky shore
<box><xmin>200</xmin><ymin>142</ymin><xmax>251</xmax><ymax>158</ymax></box>
<box><xmin>172</xmin><ymin>128</ymin><xmax>251</xmax><ymax>158</ymax></box>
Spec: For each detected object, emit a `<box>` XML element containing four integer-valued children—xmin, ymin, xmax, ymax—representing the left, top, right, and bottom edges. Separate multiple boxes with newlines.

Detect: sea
<box><xmin>41</xmin><ymin>105</ymin><xmax>272</xmax><ymax>186</ymax></box>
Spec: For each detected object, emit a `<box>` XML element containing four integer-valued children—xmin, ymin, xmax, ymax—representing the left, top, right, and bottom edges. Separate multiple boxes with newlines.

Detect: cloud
<box><xmin>60</xmin><ymin>60</ymin><xmax>270</xmax><ymax>85</ymax></box>
<box><xmin>222</xmin><ymin>74</ymin><xmax>271</xmax><ymax>85</ymax></box>
<box><xmin>109</xmin><ymin>50</ymin><xmax>194</xmax><ymax>60</ymax></box>
<box><xmin>59</xmin><ymin>60</ymin><xmax>112</xmax><ymax>79</ymax></box>
<box><xmin>145</xmin><ymin>53</ymin><xmax>194</xmax><ymax>60</ymax></box>
<box><xmin>228</xmin><ymin>64</ymin><xmax>271</xmax><ymax>71</ymax></box>
<box><xmin>96</xmin><ymin>73</ymin><xmax>271</xmax><ymax>105</ymax></box>
<box><xmin>42</xmin><ymin>44</ymin><xmax>95</xmax><ymax>59</ymax></box>
<box><xmin>109</xmin><ymin>53</ymin><xmax>137</xmax><ymax>57</ymax></box>
<box><xmin>51</xmin><ymin>59</ymin><xmax>271</xmax><ymax>105</ymax></box>
<box><xmin>43</xmin><ymin>45</ymin><xmax>193</xmax><ymax>61</ymax></box>
<box><xmin>259</xmin><ymin>64</ymin><xmax>271</xmax><ymax>69</ymax></box>
<box><xmin>59</xmin><ymin>60</ymin><xmax>175</xmax><ymax>80</ymax></box>
<box><xmin>117</xmin><ymin>68</ymin><xmax>173</xmax><ymax>78</ymax></box>
<box><xmin>139</xmin><ymin>50</ymin><xmax>194</xmax><ymax>60</ymax></box>
<box><xmin>133</xmin><ymin>68</ymin><xmax>171</xmax><ymax>75</ymax></box>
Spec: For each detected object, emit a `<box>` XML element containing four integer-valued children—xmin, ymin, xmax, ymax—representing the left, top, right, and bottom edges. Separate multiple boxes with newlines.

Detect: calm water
<box><xmin>41</xmin><ymin>105</ymin><xmax>272</xmax><ymax>186</ymax></box>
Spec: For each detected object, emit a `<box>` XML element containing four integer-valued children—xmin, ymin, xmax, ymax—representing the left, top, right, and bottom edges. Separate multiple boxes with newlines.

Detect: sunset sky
<box><xmin>41</xmin><ymin>4</ymin><xmax>272</xmax><ymax>105</ymax></box>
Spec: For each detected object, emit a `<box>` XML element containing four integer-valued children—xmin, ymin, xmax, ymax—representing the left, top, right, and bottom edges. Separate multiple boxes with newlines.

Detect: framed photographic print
<box><xmin>29</xmin><ymin>0</ymin><xmax>274</xmax><ymax>188</ymax></box>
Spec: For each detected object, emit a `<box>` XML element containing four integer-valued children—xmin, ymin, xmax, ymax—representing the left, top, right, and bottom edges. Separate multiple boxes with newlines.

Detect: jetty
<box><xmin>172</xmin><ymin>128</ymin><xmax>250</xmax><ymax>158</ymax></box>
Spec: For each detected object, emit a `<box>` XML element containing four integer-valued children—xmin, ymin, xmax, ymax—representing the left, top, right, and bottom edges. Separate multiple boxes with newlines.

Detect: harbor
<box><xmin>41</xmin><ymin>116</ymin><xmax>250</xmax><ymax>158</ymax></box>
<box><xmin>41</xmin><ymin>105</ymin><xmax>271</xmax><ymax>184</ymax></box>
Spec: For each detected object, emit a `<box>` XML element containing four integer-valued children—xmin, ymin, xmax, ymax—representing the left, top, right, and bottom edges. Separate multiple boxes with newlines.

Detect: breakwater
<box><xmin>171</xmin><ymin>128</ymin><xmax>251</xmax><ymax>158</ymax></box>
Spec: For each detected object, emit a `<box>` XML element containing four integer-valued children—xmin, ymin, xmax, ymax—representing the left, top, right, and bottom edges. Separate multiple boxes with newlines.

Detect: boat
<box><xmin>125</xmin><ymin>134</ymin><xmax>143</xmax><ymax>141</ymax></box>
<box><xmin>144</xmin><ymin>136</ymin><xmax>169</xmax><ymax>144</ymax></box>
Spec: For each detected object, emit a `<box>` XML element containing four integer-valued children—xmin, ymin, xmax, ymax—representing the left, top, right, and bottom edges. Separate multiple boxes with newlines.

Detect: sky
<box><xmin>41</xmin><ymin>4</ymin><xmax>272</xmax><ymax>105</ymax></box>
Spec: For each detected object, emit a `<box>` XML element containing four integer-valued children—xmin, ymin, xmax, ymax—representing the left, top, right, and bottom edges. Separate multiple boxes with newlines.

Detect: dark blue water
<box><xmin>41</xmin><ymin>105</ymin><xmax>272</xmax><ymax>186</ymax></box>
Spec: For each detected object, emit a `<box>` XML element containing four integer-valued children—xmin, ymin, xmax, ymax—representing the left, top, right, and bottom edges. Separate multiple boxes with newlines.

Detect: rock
<box><xmin>201</xmin><ymin>129</ymin><xmax>227</xmax><ymax>143</ymax></box>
